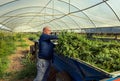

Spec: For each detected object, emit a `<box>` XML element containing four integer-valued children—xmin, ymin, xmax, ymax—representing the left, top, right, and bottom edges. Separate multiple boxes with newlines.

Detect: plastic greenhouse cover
<box><xmin>0</xmin><ymin>0</ymin><xmax>120</xmax><ymax>32</ymax></box>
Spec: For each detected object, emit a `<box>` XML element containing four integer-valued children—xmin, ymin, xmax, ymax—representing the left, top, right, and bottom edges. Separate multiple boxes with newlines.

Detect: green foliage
<box><xmin>55</xmin><ymin>32</ymin><xmax>120</xmax><ymax>72</ymax></box>
<box><xmin>13</xmin><ymin>32</ymin><xmax>40</xmax><ymax>41</ymax></box>
<box><xmin>0</xmin><ymin>32</ymin><xmax>39</xmax><ymax>79</ymax></box>
<box><xmin>0</xmin><ymin>58</ymin><xmax>9</xmax><ymax>78</ymax></box>
<box><xmin>16</xmin><ymin>53</ymin><xmax>36</xmax><ymax>79</ymax></box>
<box><xmin>0</xmin><ymin>32</ymin><xmax>16</xmax><ymax>78</ymax></box>
<box><xmin>28</xmin><ymin>33</ymin><xmax>39</xmax><ymax>41</ymax></box>
<box><xmin>17</xmin><ymin>43</ymin><xmax>29</xmax><ymax>48</ymax></box>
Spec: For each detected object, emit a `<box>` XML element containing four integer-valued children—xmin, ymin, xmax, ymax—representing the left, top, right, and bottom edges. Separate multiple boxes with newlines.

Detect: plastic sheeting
<box><xmin>53</xmin><ymin>54</ymin><xmax>111</xmax><ymax>81</ymax></box>
<box><xmin>0</xmin><ymin>0</ymin><xmax>120</xmax><ymax>32</ymax></box>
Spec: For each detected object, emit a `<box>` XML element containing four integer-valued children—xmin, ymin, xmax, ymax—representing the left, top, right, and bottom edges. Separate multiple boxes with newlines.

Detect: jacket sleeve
<box><xmin>42</xmin><ymin>34</ymin><xmax>58</xmax><ymax>40</ymax></box>
<box><xmin>49</xmin><ymin>35</ymin><xmax>58</xmax><ymax>40</ymax></box>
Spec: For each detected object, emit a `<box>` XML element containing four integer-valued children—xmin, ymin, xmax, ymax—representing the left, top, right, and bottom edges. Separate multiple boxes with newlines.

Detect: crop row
<box><xmin>55</xmin><ymin>32</ymin><xmax>120</xmax><ymax>72</ymax></box>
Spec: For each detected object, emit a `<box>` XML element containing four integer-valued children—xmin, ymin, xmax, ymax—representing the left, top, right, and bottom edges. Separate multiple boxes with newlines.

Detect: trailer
<box><xmin>30</xmin><ymin>40</ymin><xmax>120</xmax><ymax>81</ymax></box>
<box><xmin>53</xmin><ymin>54</ymin><xmax>120</xmax><ymax>81</ymax></box>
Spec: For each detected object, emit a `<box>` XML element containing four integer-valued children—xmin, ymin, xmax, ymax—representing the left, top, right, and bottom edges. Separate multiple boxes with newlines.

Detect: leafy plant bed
<box><xmin>0</xmin><ymin>33</ymin><xmax>16</xmax><ymax>78</ymax></box>
<box><xmin>55</xmin><ymin>32</ymin><xmax>120</xmax><ymax>72</ymax></box>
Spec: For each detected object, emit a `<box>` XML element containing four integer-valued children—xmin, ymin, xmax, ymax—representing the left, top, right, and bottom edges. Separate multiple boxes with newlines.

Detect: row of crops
<box><xmin>1</xmin><ymin>31</ymin><xmax>120</xmax><ymax>79</ymax></box>
<box><xmin>0</xmin><ymin>32</ymin><xmax>40</xmax><ymax>79</ymax></box>
<box><xmin>0</xmin><ymin>33</ymin><xmax>16</xmax><ymax>78</ymax></box>
<box><xmin>55</xmin><ymin>32</ymin><xmax>120</xmax><ymax>72</ymax></box>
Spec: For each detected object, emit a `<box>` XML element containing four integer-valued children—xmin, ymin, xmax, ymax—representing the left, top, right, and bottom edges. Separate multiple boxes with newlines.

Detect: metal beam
<box><xmin>103</xmin><ymin>0</ymin><xmax>120</xmax><ymax>22</ymax></box>
<box><xmin>2</xmin><ymin>12</ymin><xmax>68</xmax><ymax>30</ymax></box>
<box><xmin>0</xmin><ymin>6</ymin><xmax>72</xmax><ymax>29</ymax></box>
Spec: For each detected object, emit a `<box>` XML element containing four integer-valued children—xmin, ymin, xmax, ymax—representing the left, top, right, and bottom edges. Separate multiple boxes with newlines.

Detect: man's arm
<box><xmin>41</xmin><ymin>34</ymin><xmax>58</xmax><ymax>41</ymax></box>
<box><xmin>49</xmin><ymin>35</ymin><xmax>58</xmax><ymax>40</ymax></box>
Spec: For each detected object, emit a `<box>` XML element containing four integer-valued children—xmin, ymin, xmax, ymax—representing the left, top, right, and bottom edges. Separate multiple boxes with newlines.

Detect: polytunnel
<box><xmin>0</xmin><ymin>0</ymin><xmax>120</xmax><ymax>32</ymax></box>
<box><xmin>1</xmin><ymin>1</ymin><xmax>120</xmax><ymax>81</ymax></box>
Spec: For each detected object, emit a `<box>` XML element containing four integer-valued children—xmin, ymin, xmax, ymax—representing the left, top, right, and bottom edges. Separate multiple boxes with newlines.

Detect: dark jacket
<box><xmin>38</xmin><ymin>33</ymin><xmax>58</xmax><ymax>60</ymax></box>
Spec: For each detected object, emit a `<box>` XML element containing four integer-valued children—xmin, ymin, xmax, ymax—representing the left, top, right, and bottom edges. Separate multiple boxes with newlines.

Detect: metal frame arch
<box><xmin>1</xmin><ymin>0</ymin><xmax>117</xmax><ymax>31</ymax></box>
<box><xmin>5</xmin><ymin>20</ymin><xmax>61</xmax><ymax>31</ymax></box>
<box><xmin>0</xmin><ymin>6</ymin><xmax>73</xmax><ymax>29</ymax></box>
<box><xmin>3</xmin><ymin>19</ymin><xmax>67</xmax><ymax>32</ymax></box>
<box><xmin>57</xmin><ymin>0</ymin><xmax>96</xmax><ymax>28</ymax></box>
<box><xmin>0</xmin><ymin>25</ymin><xmax>12</xmax><ymax>32</ymax></box>
<box><xmin>0</xmin><ymin>6</ymin><xmax>81</xmax><ymax>29</ymax></box>
<box><xmin>0</xmin><ymin>22</ymin><xmax>11</xmax><ymax>30</ymax></box>
<box><xmin>0</xmin><ymin>0</ymin><xmax>109</xmax><ymax>17</ymax></box>
<box><xmin>0</xmin><ymin>0</ymin><xmax>19</xmax><ymax>7</ymax></box>
<box><xmin>4</xmin><ymin>15</ymin><xmax>69</xmax><ymax>31</ymax></box>
<box><xmin>11</xmin><ymin>21</ymin><xmax>58</xmax><ymax>31</ymax></box>
<box><xmin>71</xmin><ymin>0</ymin><xmax>108</xmax><ymax>13</ymax></box>
<box><xmin>2</xmin><ymin>12</ymin><xmax>68</xmax><ymax>30</ymax></box>
<box><xmin>26</xmin><ymin>0</ymin><xmax>53</xmax><ymax>24</ymax></box>
<box><xmin>12</xmin><ymin>24</ymin><xmax>54</xmax><ymax>32</ymax></box>
<box><xmin>1</xmin><ymin>12</ymin><xmax>64</xmax><ymax>24</ymax></box>
<box><xmin>2</xmin><ymin>12</ymin><xmax>68</xmax><ymax>27</ymax></box>
<box><xmin>0</xmin><ymin>6</ymin><xmax>76</xmax><ymax>26</ymax></box>
<box><xmin>0</xmin><ymin>28</ymin><xmax>12</xmax><ymax>32</ymax></box>
<box><xmin>0</xmin><ymin>6</ymin><xmax>44</xmax><ymax>18</ymax></box>
<box><xmin>7</xmin><ymin>17</ymin><xmax>63</xmax><ymax>30</ymax></box>
<box><xmin>20</xmin><ymin>20</ymin><xmax>64</xmax><ymax>30</ymax></box>
<box><xmin>32</xmin><ymin>0</ymin><xmax>109</xmax><ymax>30</ymax></box>
<box><xmin>103</xmin><ymin>0</ymin><xmax>120</xmax><ymax>22</ymax></box>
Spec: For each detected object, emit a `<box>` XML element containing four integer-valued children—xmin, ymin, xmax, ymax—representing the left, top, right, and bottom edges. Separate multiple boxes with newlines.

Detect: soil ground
<box><xmin>0</xmin><ymin>38</ymin><xmax>34</xmax><ymax>81</ymax></box>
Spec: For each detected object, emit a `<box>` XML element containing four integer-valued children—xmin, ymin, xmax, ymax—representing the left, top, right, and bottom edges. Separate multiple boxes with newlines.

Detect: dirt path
<box><xmin>7</xmin><ymin>47</ymin><xmax>24</xmax><ymax>72</ymax></box>
<box><xmin>8</xmin><ymin>38</ymin><xmax>33</xmax><ymax>71</ymax></box>
<box><xmin>0</xmin><ymin>38</ymin><xmax>34</xmax><ymax>81</ymax></box>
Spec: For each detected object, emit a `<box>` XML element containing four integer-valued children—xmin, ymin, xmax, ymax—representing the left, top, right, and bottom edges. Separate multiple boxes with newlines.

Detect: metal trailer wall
<box><xmin>81</xmin><ymin>26</ymin><xmax>120</xmax><ymax>34</ymax></box>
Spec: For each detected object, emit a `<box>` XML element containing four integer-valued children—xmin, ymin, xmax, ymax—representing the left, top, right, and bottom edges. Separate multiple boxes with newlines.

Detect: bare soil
<box><xmin>0</xmin><ymin>38</ymin><xmax>34</xmax><ymax>81</ymax></box>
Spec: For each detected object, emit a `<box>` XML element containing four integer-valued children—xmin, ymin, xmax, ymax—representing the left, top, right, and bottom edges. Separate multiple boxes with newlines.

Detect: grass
<box><xmin>0</xmin><ymin>33</ymin><xmax>16</xmax><ymax>78</ymax></box>
<box><xmin>0</xmin><ymin>58</ymin><xmax>9</xmax><ymax>78</ymax></box>
<box><xmin>16</xmin><ymin>53</ymin><xmax>36</xmax><ymax>79</ymax></box>
<box><xmin>17</xmin><ymin>43</ymin><xmax>29</xmax><ymax>48</ymax></box>
<box><xmin>0</xmin><ymin>32</ymin><xmax>39</xmax><ymax>80</ymax></box>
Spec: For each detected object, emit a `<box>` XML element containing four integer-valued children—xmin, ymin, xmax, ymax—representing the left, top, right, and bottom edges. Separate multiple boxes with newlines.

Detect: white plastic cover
<box><xmin>0</xmin><ymin>0</ymin><xmax>120</xmax><ymax>32</ymax></box>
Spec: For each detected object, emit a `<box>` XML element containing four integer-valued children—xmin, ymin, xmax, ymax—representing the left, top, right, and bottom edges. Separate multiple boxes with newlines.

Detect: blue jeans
<box><xmin>33</xmin><ymin>58</ymin><xmax>51</xmax><ymax>81</ymax></box>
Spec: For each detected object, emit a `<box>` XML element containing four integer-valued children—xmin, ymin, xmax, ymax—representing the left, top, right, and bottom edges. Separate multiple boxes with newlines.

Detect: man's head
<box><xmin>43</xmin><ymin>26</ymin><xmax>51</xmax><ymax>35</ymax></box>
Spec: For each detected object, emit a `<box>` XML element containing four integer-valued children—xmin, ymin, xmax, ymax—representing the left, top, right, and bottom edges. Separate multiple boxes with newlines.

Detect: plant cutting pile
<box><xmin>55</xmin><ymin>32</ymin><xmax>120</xmax><ymax>72</ymax></box>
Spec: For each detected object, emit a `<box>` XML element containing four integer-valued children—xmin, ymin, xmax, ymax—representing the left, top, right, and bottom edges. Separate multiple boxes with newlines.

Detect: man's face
<box><xmin>44</xmin><ymin>27</ymin><xmax>51</xmax><ymax>35</ymax></box>
<box><xmin>46</xmin><ymin>28</ymin><xmax>51</xmax><ymax>35</ymax></box>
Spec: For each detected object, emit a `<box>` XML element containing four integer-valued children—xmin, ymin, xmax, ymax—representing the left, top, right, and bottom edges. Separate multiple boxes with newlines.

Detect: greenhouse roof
<box><xmin>0</xmin><ymin>0</ymin><xmax>120</xmax><ymax>32</ymax></box>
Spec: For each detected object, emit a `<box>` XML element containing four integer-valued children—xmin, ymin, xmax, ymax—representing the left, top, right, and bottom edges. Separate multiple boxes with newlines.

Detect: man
<box><xmin>34</xmin><ymin>26</ymin><xmax>58</xmax><ymax>81</ymax></box>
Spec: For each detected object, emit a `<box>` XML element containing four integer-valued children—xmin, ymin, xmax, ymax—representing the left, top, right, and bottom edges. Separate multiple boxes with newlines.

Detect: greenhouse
<box><xmin>0</xmin><ymin>0</ymin><xmax>120</xmax><ymax>81</ymax></box>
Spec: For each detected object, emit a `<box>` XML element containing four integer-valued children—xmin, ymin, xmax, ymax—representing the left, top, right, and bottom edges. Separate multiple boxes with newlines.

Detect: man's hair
<box><xmin>43</xmin><ymin>26</ymin><xmax>50</xmax><ymax>31</ymax></box>
<box><xmin>43</xmin><ymin>27</ymin><xmax>46</xmax><ymax>31</ymax></box>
